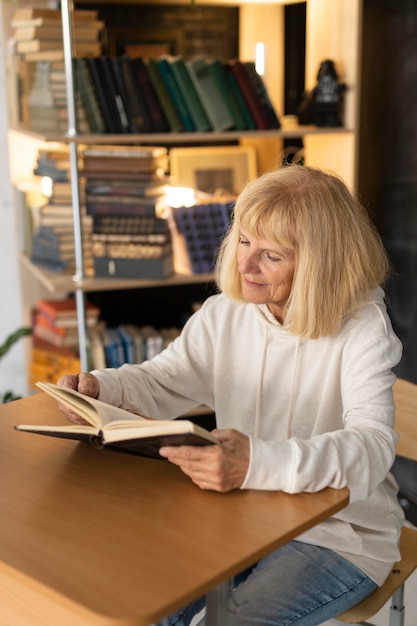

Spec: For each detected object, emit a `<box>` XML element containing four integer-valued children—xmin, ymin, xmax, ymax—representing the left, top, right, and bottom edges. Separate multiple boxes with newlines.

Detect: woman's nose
<box><xmin>239</xmin><ymin>250</ymin><xmax>259</xmax><ymax>273</ymax></box>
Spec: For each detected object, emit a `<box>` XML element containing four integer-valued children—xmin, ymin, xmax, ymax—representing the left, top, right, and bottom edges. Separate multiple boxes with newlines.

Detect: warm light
<box><xmin>255</xmin><ymin>42</ymin><xmax>265</xmax><ymax>75</ymax></box>
<box><xmin>165</xmin><ymin>186</ymin><xmax>196</xmax><ymax>208</ymax></box>
<box><xmin>40</xmin><ymin>176</ymin><xmax>53</xmax><ymax>198</ymax></box>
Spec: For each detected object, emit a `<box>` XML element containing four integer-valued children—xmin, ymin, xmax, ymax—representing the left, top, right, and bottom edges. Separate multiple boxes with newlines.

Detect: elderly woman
<box><xmin>58</xmin><ymin>165</ymin><xmax>403</xmax><ymax>625</ymax></box>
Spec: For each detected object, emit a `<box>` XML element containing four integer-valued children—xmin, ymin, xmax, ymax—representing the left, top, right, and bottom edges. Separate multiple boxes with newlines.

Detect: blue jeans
<box><xmin>157</xmin><ymin>540</ymin><xmax>378</xmax><ymax>626</ymax></box>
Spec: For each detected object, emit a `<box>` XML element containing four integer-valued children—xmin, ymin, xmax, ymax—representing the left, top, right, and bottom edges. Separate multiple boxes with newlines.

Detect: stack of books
<box><xmin>26</xmin><ymin>60</ymin><xmax>94</xmax><ymax>134</ymax></box>
<box><xmin>30</xmin><ymin>297</ymin><xmax>101</xmax><ymax>384</ymax></box>
<box><xmin>12</xmin><ymin>7</ymin><xmax>104</xmax><ymax>133</ymax></box>
<box><xmin>81</xmin><ymin>145</ymin><xmax>174</xmax><ymax>279</ymax></box>
<box><xmin>31</xmin><ymin>148</ymin><xmax>93</xmax><ymax>274</ymax></box>
<box><xmin>12</xmin><ymin>7</ymin><xmax>104</xmax><ymax>61</ymax></box>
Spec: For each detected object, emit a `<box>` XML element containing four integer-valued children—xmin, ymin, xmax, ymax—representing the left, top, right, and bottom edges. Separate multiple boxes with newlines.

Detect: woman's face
<box><xmin>237</xmin><ymin>230</ymin><xmax>295</xmax><ymax>323</ymax></box>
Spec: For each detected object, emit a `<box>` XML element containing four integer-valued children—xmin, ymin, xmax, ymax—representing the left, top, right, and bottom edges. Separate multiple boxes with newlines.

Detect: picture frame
<box><xmin>107</xmin><ymin>28</ymin><xmax>185</xmax><ymax>58</ymax></box>
<box><xmin>169</xmin><ymin>146</ymin><xmax>258</xmax><ymax>195</ymax></box>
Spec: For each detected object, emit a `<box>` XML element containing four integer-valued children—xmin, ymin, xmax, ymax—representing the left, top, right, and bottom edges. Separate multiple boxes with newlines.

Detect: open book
<box><xmin>15</xmin><ymin>381</ymin><xmax>219</xmax><ymax>459</ymax></box>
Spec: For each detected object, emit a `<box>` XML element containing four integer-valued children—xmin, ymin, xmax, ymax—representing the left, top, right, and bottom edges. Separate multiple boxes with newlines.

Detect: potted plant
<box><xmin>0</xmin><ymin>327</ymin><xmax>32</xmax><ymax>403</ymax></box>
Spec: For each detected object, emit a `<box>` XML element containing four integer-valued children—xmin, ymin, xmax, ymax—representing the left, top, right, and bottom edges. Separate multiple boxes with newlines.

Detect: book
<box><xmin>156</xmin><ymin>57</ymin><xmax>195</xmax><ymax>132</ymax></box>
<box><xmin>206</xmin><ymin>59</ymin><xmax>248</xmax><ymax>130</ymax></box>
<box><xmin>15</xmin><ymin>381</ymin><xmax>219</xmax><ymax>459</ymax></box>
<box><xmin>227</xmin><ymin>59</ymin><xmax>277</xmax><ymax>130</ymax></box>
<box><xmin>14</xmin><ymin>23</ymin><xmax>104</xmax><ymax>42</ymax></box>
<box><xmin>85</xmin><ymin>178</ymin><xmax>170</xmax><ymax>198</ymax></box>
<box><xmin>96</xmin><ymin>56</ymin><xmax>130</xmax><ymax>133</ymax></box>
<box><xmin>74</xmin><ymin>58</ymin><xmax>107</xmax><ymax>133</ymax></box>
<box><xmin>130</xmin><ymin>57</ymin><xmax>170</xmax><ymax>133</ymax></box>
<box><xmin>33</xmin><ymin>315</ymin><xmax>81</xmax><ymax>348</ymax></box>
<box><xmin>82</xmin><ymin>145</ymin><xmax>169</xmax><ymax>174</ymax></box>
<box><xmin>185</xmin><ymin>57</ymin><xmax>235</xmax><ymax>131</ymax></box>
<box><xmin>16</xmin><ymin>39</ymin><xmax>102</xmax><ymax>57</ymax></box>
<box><xmin>92</xmin><ymin>215</ymin><xmax>170</xmax><ymax>237</ymax></box>
<box><xmin>12</xmin><ymin>8</ymin><xmax>99</xmax><ymax>22</ymax></box>
<box><xmin>85</xmin><ymin>194</ymin><xmax>165</xmax><ymax>217</ymax></box>
<box><xmin>37</xmin><ymin>297</ymin><xmax>100</xmax><ymax>327</ymax></box>
<box><xmin>145</xmin><ymin>58</ymin><xmax>183</xmax><ymax>133</ymax></box>
<box><xmin>87</xmin><ymin>57</ymin><xmax>121</xmax><ymax>133</ymax></box>
<box><xmin>242</xmin><ymin>61</ymin><xmax>281</xmax><ymax>129</ymax></box>
<box><xmin>168</xmin><ymin>56</ymin><xmax>211</xmax><ymax>131</ymax></box>
<box><xmin>113</xmin><ymin>56</ymin><xmax>153</xmax><ymax>133</ymax></box>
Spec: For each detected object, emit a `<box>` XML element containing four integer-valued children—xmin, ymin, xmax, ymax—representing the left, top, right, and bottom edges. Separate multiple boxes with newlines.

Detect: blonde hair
<box><xmin>215</xmin><ymin>165</ymin><xmax>390</xmax><ymax>339</ymax></box>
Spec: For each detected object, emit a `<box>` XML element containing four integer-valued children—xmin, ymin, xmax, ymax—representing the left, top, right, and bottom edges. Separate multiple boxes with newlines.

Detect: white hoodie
<box><xmin>93</xmin><ymin>287</ymin><xmax>404</xmax><ymax>585</ymax></box>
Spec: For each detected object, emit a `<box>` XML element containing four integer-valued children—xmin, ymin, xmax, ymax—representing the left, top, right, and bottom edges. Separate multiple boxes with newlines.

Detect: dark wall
<box><xmin>359</xmin><ymin>0</ymin><xmax>417</xmax><ymax>382</ymax></box>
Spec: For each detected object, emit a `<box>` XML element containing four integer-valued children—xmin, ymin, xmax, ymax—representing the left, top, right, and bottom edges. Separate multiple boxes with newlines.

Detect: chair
<box><xmin>332</xmin><ymin>377</ymin><xmax>417</xmax><ymax>626</ymax></box>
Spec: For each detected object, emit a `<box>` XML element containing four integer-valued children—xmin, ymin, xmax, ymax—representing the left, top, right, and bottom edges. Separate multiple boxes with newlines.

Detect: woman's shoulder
<box><xmin>343</xmin><ymin>288</ymin><xmax>399</xmax><ymax>341</ymax></box>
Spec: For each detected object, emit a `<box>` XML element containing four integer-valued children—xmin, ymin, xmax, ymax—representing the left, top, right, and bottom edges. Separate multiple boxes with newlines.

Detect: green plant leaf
<box><xmin>0</xmin><ymin>327</ymin><xmax>32</xmax><ymax>359</ymax></box>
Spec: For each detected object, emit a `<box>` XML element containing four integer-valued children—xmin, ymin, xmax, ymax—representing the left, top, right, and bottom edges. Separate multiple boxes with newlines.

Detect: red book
<box><xmin>37</xmin><ymin>297</ymin><xmax>100</xmax><ymax>328</ymax></box>
<box><xmin>227</xmin><ymin>59</ymin><xmax>271</xmax><ymax>130</ymax></box>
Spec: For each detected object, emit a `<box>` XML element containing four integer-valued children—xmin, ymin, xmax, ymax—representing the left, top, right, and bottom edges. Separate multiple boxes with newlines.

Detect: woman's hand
<box><xmin>56</xmin><ymin>373</ymin><xmax>100</xmax><ymax>425</ymax></box>
<box><xmin>159</xmin><ymin>428</ymin><xmax>250</xmax><ymax>492</ymax></box>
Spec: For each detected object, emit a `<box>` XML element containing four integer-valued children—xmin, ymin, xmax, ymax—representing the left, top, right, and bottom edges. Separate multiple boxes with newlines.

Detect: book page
<box><xmin>36</xmin><ymin>381</ymin><xmax>148</xmax><ymax>429</ymax></box>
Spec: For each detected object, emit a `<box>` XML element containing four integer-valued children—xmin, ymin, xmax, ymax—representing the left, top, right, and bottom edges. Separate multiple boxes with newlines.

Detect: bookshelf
<box><xmin>8</xmin><ymin>0</ymin><xmax>362</xmax><ymax>373</ymax></box>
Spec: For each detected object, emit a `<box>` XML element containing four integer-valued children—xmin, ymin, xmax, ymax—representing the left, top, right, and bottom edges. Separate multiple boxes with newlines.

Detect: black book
<box><xmin>87</xmin><ymin>57</ymin><xmax>123</xmax><ymax>133</ymax></box>
<box><xmin>98</xmin><ymin>56</ymin><xmax>131</xmax><ymax>133</ymax></box>
<box><xmin>112</xmin><ymin>56</ymin><xmax>153</xmax><ymax>133</ymax></box>
<box><xmin>131</xmin><ymin>57</ymin><xmax>170</xmax><ymax>133</ymax></box>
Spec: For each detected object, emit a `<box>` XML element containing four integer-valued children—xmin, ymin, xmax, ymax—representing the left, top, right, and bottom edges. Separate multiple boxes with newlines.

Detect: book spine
<box><xmin>227</xmin><ymin>59</ymin><xmax>270</xmax><ymax>130</ymax></box>
<box><xmin>86</xmin><ymin>201</ymin><xmax>157</xmax><ymax>217</ymax></box>
<box><xmin>92</xmin><ymin>240</ymin><xmax>172</xmax><ymax>259</ymax></box>
<box><xmin>132</xmin><ymin>57</ymin><xmax>170</xmax><ymax>133</ymax></box>
<box><xmin>156</xmin><ymin>58</ymin><xmax>195</xmax><ymax>132</ymax></box>
<box><xmin>169</xmin><ymin>58</ymin><xmax>212</xmax><ymax>132</ymax></box>
<box><xmin>185</xmin><ymin>58</ymin><xmax>234</xmax><ymax>131</ymax></box>
<box><xmin>98</xmin><ymin>57</ymin><xmax>130</xmax><ymax>133</ymax></box>
<box><xmin>207</xmin><ymin>59</ymin><xmax>248</xmax><ymax>130</ymax></box>
<box><xmin>74</xmin><ymin>58</ymin><xmax>107</xmax><ymax>133</ymax></box>
<box><xmin>144</xmin><ymin>58</ymin><xmax>184</xmax><ymax>132</ymax></box>
<box><xmin>92</xmin><ymin>215</ymin><xmax>170</xmax><ymax>235</ymax></box>
<box><xmin>114</xmin><ymin>56</ymin><xmax>154</xmax><ymax>133</ymax></box>
<box><xmin>87</xmin><ymin>57</ymin><xmax>120</xmax><ymax>133</ymax></box>
<box><xmin>242</xmin><ymin>61</ymin><xmax>281</xmax><ymax>129</ymax></box>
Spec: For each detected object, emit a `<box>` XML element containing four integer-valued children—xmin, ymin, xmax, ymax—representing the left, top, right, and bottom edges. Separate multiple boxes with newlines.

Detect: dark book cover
<box><xmin>206</xmin><ymin>59</ymin><xmax>247</xmax><ymax>130</ymax></box>
<box><xmin>145</xmin><ymin>58</ymin><xmax>184</xmax><ymax>133</ymax></box>
<box><xmin>131</xmin><ymin>57</ymin><xmax>170</xmax><ymax>133</ymax></box>
<box><xmin>185</xmin><ymin>57</ymin><xmax>234</xmax><ymax>132</ymax></box>
<box><xmin>157</xmin><ymin>57</ymin><xmax>195</xmax><ymax>132</ymax></box>
<box><xmin>113</xmin><ymin>56</ymin><xmax>154</xmax><ymax>133</ymax></box>
<box><xmin>169</xmin><ymin>57</ymin><xmax>211</xmax><ymax>132</ymax></box>
<box><xmin>227</xmin><ymin>59</ymin><xmax>271</xmax><ymax>130</ymax></box>
<box><xmin>73</xmin><ymin>58</ymin><xmax>107</xmax><ymax>134</ymax></box>
<box><xmin>97</xmin><ymin>56</ymin><xmax>131</xmax><ymax>134</ymax></box>
<box><xmin>242</xmin><ymin>61</ymin><xmax>280</xmax><ymax>129</ymax></box>
<box><xmin>87</xmin><ymin>57</ymin><xmax>123</xmax><ymax>133</ymax></box>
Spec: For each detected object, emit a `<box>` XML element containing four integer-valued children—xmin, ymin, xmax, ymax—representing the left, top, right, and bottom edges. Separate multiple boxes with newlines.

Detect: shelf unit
<box><xmin>10</xmin><ymin>0</ymin><xmax>362</xmax><ymax>373</ymax></box>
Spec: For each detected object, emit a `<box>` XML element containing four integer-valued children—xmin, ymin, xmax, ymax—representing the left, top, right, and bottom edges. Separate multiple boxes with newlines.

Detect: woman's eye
<box><xmin>265</xmin><ymin>253</ymin><xmax>281</xmax><ymax>262</ymax></box>
<box><xmin>239</xmin><ymin>238</ymin><xmax>250</xmax><ymax>246</ymax></box>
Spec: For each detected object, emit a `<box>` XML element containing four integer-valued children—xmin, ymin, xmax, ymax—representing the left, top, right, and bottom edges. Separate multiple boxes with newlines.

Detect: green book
<box><xmin>169</xmin><ymin>56</ymin><xmax>211</xmax><ymax>131</ymax></box>
<box><xmin>206</xmin><ymin>59</ymin><xmax>248</xmax><ymax>130</ymax></box>
<box><xmin>156</xmin><ymin>57</ymin><xmax>195</xmax><ymax>132</ymax></box>
<box><xmin>224</xmin><ymin>64</ymin><xmax>256</xmax><ymax>130</ymax></box>
<box><xmin>145</xmin><ymin>58</ymin><xmax>184</xmax><ymax>133</ymax></box>
<box><xmin>73</xmin><ymin>57</ymin><xmax>107</xmax><ymax>133</ymax></box>
<box><xmin>185</xmin><ymin>57</ymin><xmax>234</xmax><ymax>131</ymax></box>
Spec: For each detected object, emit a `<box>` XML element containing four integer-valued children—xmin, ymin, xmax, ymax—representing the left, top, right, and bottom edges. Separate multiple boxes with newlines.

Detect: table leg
<box><xmin>205</xmin><ymin>578</ymin><xmax>233</xmax><ymax>625</ymax></box>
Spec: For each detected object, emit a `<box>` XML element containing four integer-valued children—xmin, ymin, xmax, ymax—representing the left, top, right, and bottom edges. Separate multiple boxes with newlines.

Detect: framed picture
<box><xmin>169</xmin><ymin>146</ymin><xmax>258</xmax><ymax>195</ymax></box>
<box><xmin>108</xmin><ymin>29</ymin><xmax>185</xmax><ymax>58</ymax></box>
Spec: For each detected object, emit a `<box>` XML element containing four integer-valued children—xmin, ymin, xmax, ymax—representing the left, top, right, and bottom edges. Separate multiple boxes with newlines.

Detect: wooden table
<box><xmin>0</xmin><ymin>393</ymin><xmax>349</xmax><ymax>626</ymax></box>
